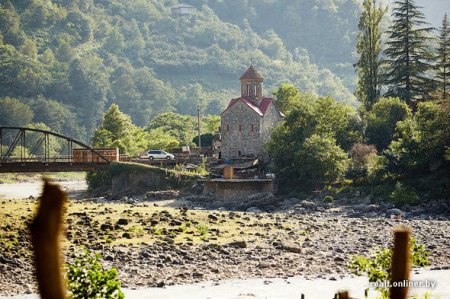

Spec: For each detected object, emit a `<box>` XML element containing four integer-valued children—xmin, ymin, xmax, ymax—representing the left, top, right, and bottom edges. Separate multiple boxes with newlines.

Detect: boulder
<box><xmin>227</xmin><ymin>240</ymin><xmax>247</xmax><ymax>248</ymax></box>
<box><xmin>246</xmin><ymin>207</ymin><xmax>262</xmax><ymax>213</ymax></box>
<box><xmin>300</xmin><ymin>200</ymin><xmax>316</xmax><ymax>209</ymax></box>
<box><xmin>279</xmin><ymin>241</ymin><xmax>302</xmax><ymax>254</ymax></box>
<box><xmin>117</xmin><ymin>218</ymin><xmax>129</xmax><ymax>225</ymax></box>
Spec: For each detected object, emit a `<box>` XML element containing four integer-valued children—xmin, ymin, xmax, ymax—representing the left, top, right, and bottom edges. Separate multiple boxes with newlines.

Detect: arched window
<box><xmin>226</xmin><ymin>124</ymin><xmax>229</xmax><ymax>132</ymax></box>
<box><xmin>239</xmin><ymin>124</ymin><xmax>242</xmax><ymax>132</ymax></box>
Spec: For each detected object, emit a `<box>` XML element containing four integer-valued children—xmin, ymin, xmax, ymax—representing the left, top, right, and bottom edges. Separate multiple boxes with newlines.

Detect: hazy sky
<box><xmin>382</xmin><ymin>0</ymin><xmax>450</xmax><ymax>28</ymax></box>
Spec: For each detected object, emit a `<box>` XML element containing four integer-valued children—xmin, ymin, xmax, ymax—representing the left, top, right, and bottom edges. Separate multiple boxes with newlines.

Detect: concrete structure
<box><xmin>202</xmin><ymin>179</ymin><xmax>277</xmax><ymax>200</ymax></box>
<box><xmin>171</xmin><ymin>3</ymin><xmax>197</xmax><ymax>16</ymax></box>
<box><xmin>220</xmin><ymin>66</ymin><xmax>284</xmax><ymax>160</ymax></box>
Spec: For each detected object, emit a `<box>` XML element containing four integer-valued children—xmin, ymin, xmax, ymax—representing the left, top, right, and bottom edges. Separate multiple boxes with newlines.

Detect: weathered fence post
<box><xmin>390</xmin><ymin>226</ymin><xmax>411</xmax><ymax>299</ymax></box>
<box><xmin>337</xmin><ymin>291</ymin><xmax>349</xmax><ymax>299</ymax></box>
<box><xmin>30</xmin><ymin>180</ymin><xmax>67</xmax><ymax>299</ymax></box>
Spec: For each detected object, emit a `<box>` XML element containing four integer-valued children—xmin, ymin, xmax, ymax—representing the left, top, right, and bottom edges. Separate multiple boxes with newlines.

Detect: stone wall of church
<box><xmin>221</xmin><ymin>101</ymin><xmax>262</xmax><ymax>159</ymax></box>
<box><xmin>261</xmin><ymin>104</ymin><xmax>282</xmax><ymax>146</ymax></box>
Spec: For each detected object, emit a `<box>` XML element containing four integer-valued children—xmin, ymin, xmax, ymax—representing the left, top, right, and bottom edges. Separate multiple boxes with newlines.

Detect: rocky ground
<box><xmin>1</xmin><ymin>191</ymin><xmax>450</xmax><ymax>296</ymax></box>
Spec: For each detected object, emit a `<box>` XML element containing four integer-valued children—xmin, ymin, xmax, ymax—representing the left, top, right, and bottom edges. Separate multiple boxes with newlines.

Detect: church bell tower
<box><xmin>240</xmin><ymin>65</ymin><xmax>264</xmax><ymax>100</ymax></box>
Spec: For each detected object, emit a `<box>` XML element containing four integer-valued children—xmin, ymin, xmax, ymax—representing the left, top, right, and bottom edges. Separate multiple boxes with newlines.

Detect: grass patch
<box><xmin>0</xmin><ymin>199</ymin><xmax>309</xmax><ymax>248</ymax></box>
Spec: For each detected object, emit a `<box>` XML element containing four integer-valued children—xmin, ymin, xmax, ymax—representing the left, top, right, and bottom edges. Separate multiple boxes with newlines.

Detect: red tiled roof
<box><xmin>239</xmin><ymin>65</ymin><xmax>264</xmax><ymax>80</ymax></box>
<box><xmin>221</xmin><ymin>97</ymin><xmax>284</xmax><ymax>117</ymax></box>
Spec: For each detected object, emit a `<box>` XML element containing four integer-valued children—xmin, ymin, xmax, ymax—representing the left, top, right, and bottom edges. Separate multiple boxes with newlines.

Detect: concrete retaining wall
<box><xmin>110</xmin><ymin>163</ymin><xmax>198</xmax><ymax>196</ymax></box>
<box><xmin>202</xmin><ymin>179</ymin><xmax>277</xmax><ymax>200</ymax></box>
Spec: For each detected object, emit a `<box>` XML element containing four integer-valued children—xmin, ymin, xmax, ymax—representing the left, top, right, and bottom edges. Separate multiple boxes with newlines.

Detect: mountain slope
<box><xmin>0</xmin><ymin>0</ymin><xmax>360</xmax><ymax>140</ymax></box>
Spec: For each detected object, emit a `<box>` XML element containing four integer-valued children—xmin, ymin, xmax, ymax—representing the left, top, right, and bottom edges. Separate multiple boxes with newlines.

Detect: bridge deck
<box><xmin>0</xmin><ymin>162</ymin><xmax>109</xmax><ymax>173</ymax></box>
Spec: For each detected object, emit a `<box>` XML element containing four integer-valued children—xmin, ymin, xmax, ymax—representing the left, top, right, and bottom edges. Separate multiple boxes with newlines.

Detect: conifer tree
<box><xmin>436</xmin><ymin>13</ymin><xmax>450</xmax><ymax>102</ymax></box>
<box><xmin>383</xmin><ymin>0</ymin><xmax>434</xmax><ymax>105</ymax></box>
<box><xmin>355</xmin><ymin>0</ymin><xmax>386</xmax><ymax>110</ymax></box>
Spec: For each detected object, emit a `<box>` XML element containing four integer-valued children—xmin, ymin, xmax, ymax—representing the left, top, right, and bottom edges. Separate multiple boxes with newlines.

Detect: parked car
<box><xmin>146</xmin><ymin>150</ymin><xmax>175</xmax><ymax>160</ymax></box>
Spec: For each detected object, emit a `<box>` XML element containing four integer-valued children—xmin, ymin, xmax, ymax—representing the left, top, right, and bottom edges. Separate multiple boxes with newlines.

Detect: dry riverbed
<box><xmin>1</xmin><ymin>194</ymin><xmax>450</xmax><ymax>296</ymax></box>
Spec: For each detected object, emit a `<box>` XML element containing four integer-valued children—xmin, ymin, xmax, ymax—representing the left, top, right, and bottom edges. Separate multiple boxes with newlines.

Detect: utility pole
<box><xmin>197</xmin><ymin>105</ymin><xmax>201</xmax><ymax>150</ymax></box>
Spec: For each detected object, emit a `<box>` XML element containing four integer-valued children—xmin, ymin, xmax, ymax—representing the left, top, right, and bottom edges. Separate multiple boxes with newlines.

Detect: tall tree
<box><xmin>383</xmin><ymin>0</ymin><xmax>434</xmax><ymax>105</ymax></box>
<box><xmin>355</xmin><ymin>0</ymin><xmax>386</xmax><ymax>110</ymax></box>
<box><xmin>436</xmin><ymin>13</ymin><xmax>450</xmax><ymax>102</ymax></box>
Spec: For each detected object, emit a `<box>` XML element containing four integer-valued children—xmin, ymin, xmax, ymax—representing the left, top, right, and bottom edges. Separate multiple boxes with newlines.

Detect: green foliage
<box><xmin>192</xmin><ymin>133</ymin><xmax>214</xmax><ymax>147</ymax></box>
<box><xmin>92</xmin><ymin>104</ymin><xmax>148</xmax><ymax>155</ymax></box>
<box><xmin>299</xmin><ymin>134</ymin><xmax>349</xmax><ymax>183</ymax></box>
<box><xmin>268</xmin><ymin>86</ymin><xmax>358</xmax><ymax>186</ymax></box>
<box><xmin>147</xmin><ymin>112</ymin><xmax>196</xmax><ymax>146</ymax></box>
<box><xmin>435</xmin><ymin>13</ymin><xmax>450</xmax><ymax>102</ymax></box>
<box><xmin>0</xmin><ymin>0</ymin><xmax>359</xmax><ymax>141</ymax></box>
<box><xmin>390</xmin><ymin>182</ymin><xmax>419</xmax><ymax>206</ymax></box>
<box><xmin>324</xmin><ymin>195</ymin><xmax>334</xmax><ymax>203</ymax></box>
<box><xmin>350</xmin><ymin>238</ymin><xmax>430</xmax><ymax>296</ymax></box>
<box><xmin>86</xmin><ymin>170</ymin><xmax>111</xmax><ymax>192</ymax></box>
<box><xmin>66</xmin><ymin>250</ymin><xmax>124</xmax><ymax>299</ymax></box>
<box><xmin>146</xmin><ymin>112</ymin><xmax>219</xmax><ymax>150</ymax></box>
<box><xmin>365</xmin><ymin>97</ymin><xmax>411</xmax><ymax>151</ymax></box>
<box><xmin>383</xmin><ymin>0</ymin><xmax>435</xmax><ymax>104</ymax></box>
<box><xmin>355</xmin><ymin>0</ymin><xmax>386</xmax><ymax>110</ymax></box>
<box><xmin>29</xmin><ymin>97</ymin><xmax>81</xmax><ymax>138</ymax></box>
<box><xmin>196</xmin><ymin>224</ymin><xmax>208</xmax><ymax>236</ymax></box>
<box><xmin>348</xmin><ymin>143</ymin><xmax>378</xmax><ymax>182</ymax></box>
<box><xmin>0</xmin><ymin>97</ymin><xmax>33</xmax><ymax>127</ymax></box>
<box><xmin>273</xmin><ymin>83</ymin><xmax>304</xmax><ymax>115</ymax></box>
<box><xmin>386</xmin><ymin>101</ymin><xmax>450</xmax><ymax>174</ymax></box>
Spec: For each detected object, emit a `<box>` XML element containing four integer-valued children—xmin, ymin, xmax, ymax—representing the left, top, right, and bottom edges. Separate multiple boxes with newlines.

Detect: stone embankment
<box><xmin>1</xmin><ymin>192</ymin><xmax>449</xmax><ymax>296</ymax></box>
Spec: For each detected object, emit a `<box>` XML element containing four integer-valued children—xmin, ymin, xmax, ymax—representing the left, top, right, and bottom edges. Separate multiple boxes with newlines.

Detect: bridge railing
<box><xmin>0</xmin><ymin>127</ymin><xmax>111</xmax><ymax>166</ymax></box>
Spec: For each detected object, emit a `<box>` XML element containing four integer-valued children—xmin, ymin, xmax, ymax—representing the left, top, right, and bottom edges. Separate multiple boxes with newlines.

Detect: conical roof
<box><xmin>239</xmin><ymin>65</ymin><xmax>264</xmax><ymax>81</ymax></box>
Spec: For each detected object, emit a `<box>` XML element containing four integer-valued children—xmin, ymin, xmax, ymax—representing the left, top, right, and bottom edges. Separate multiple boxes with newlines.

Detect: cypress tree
<box><xmin>355</xmin><ymin>0</ymin><xmax>386</xmax><ymax>110</ymax></box>
<box><xmin>383</xmin><ymin>0</ymin><xmax>434</xmax><ymax>105</ymax></box>
<box><xmin>436</xmin><ymin>14</ymin><xmax>450</xmax><ymax>102</ymax></box>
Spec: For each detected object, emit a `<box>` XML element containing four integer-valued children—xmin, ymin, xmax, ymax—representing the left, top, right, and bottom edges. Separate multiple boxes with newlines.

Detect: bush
<box><xmin>324</xmin><ymin>195</ymin><xmax>333</xmax><ymax>203</ymax></box>
<box><xmin>347</xmin><ymin>143</ymin><xmax>378</xmax><ymax>183</ymax></box>
<box><xmin>350</xmin><ymin>238</ymin><xmax>429</xmax><ymax>297</ymax></box>
<box><xmin>66</xmin><ymin>250</ymin><xmax>124</xmax><ymax>299</ymax></box>
<box><xmin>390</xmin><ymin>182</ymin><xmax>419</xmax><ymax>206</ymax></box>
<box><xmin>298</xmin><ymin>134</ymin><xmax>349</xmax><ymax>184</ymax></box>
<box><xmin>86</xmin><ymin>170</ymin><xmax>111</xmax><ymax>191</ymax></box>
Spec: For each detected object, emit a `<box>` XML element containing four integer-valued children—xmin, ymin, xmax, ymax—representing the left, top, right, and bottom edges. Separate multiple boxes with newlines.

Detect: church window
<box><xmin>239</xmin><ymin>124</ymin><xmax>242</xmax><ymax>132</ymax></box>
<box><xmin>226</xmin><ymin>124</ymin><xmax>229</xmax><ymax>132</ymax></box>
<box><xmin>251</xmin><ymin>124</ymin><xmax>254</xmax><ymax>132</ymax></box>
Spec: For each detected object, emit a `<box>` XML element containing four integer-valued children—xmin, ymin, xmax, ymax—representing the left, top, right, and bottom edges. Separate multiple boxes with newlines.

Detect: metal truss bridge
<box><xmin>0</xmin><ymin>127</ymin><xmax>111</xmax><ymax>173</ymax></box>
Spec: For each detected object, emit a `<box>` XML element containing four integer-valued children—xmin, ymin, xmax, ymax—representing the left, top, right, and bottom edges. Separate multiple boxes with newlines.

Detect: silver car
<box><xmin>146</xmin><ymin>150</ymin><xmax>175</xmax><ymax>160</ymax></box>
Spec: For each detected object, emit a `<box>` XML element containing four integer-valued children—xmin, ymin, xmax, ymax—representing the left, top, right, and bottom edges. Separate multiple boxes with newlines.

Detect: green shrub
<box><xmin>390</xmin><ymin>182</ymin><xmax>419</xmax><ymax>206</ymax></box>
<box><xmin>324</xmin><ymin>195</ymin><xmax>333</xmax><ymax>203</ymax></box>
<box><xmin>196</xmin><ymin>224</ymin><xmax>208</xmax><ymax>236</ymax></box>
<box><xmin>349</xmin><ymin>238</ymin><xmax>429</xmax><ymax>298</ymax></box>
<box><xmin>372</xmin><ymin>184</ymin><xmax>394</xmax><ymax>200</ymax></box>
<box><xmin>86</xmin><ymin>170</ymin><xmax>111</xmax><ymax>191</ymax></box>
<box><xmin>66</xmin><ymin>250</ymin><xmax>124</xmax><ymax>299</ymax></box>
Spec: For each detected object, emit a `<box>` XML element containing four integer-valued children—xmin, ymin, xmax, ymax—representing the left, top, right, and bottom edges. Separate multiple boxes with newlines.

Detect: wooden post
<box><xmin>390</xmin><ymin>226</ymin><xmax>411</xmax><ymax>299</ymax></box>
<box><xmin>30</xmin><ymin>180</ymin><xmax>67</xmax><ymax>299</ymax></box>
<box><xmin>337</xmin><ymin>291</ymin><xmax>349</xmax><ymax>299</ymax></box>
<box><xmin>223</xmin><ymin>165</ymin><xmax>234</xmax><ymax>179</ymax></box>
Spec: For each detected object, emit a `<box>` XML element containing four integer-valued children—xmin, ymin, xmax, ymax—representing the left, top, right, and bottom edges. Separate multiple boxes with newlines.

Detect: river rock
<box><xmin>300</xmin><ymin>200</ymin><xmax>316</xmax><ymax>209</ymax></box>
<box><xmin>117</xmin><ymin>218</ymin><xmax>129</xmax><ymax>225</ymax></box>
<box><xmin>246</xmin><ymin>207</ymin><xmax>262</xmax><ymax>213</ymax></box>
<box><xmin>387</xmin><ymin>208</ymin><xmax>405</xmax><ymax>216</ymax></box>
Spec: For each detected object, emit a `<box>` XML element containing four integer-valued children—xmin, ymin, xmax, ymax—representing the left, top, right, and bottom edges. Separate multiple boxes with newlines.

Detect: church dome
<box><xmin>239</xmin><ymin>65</ymin><xmax>264</xmax><ymax>81</ymax></box>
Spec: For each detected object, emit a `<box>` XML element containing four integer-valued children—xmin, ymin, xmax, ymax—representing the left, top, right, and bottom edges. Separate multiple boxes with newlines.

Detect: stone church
<box><xmin>220</xmin><ymin>66</ymin><xmax>284</xmax><ymax>160</ymax></box>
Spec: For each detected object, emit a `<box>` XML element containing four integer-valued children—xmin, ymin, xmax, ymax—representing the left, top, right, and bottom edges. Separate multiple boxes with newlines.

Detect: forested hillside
<box><xmin>0</xmin><ymin>0</ymin><xmax>360</xmax><ymax>141</ymax></box>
